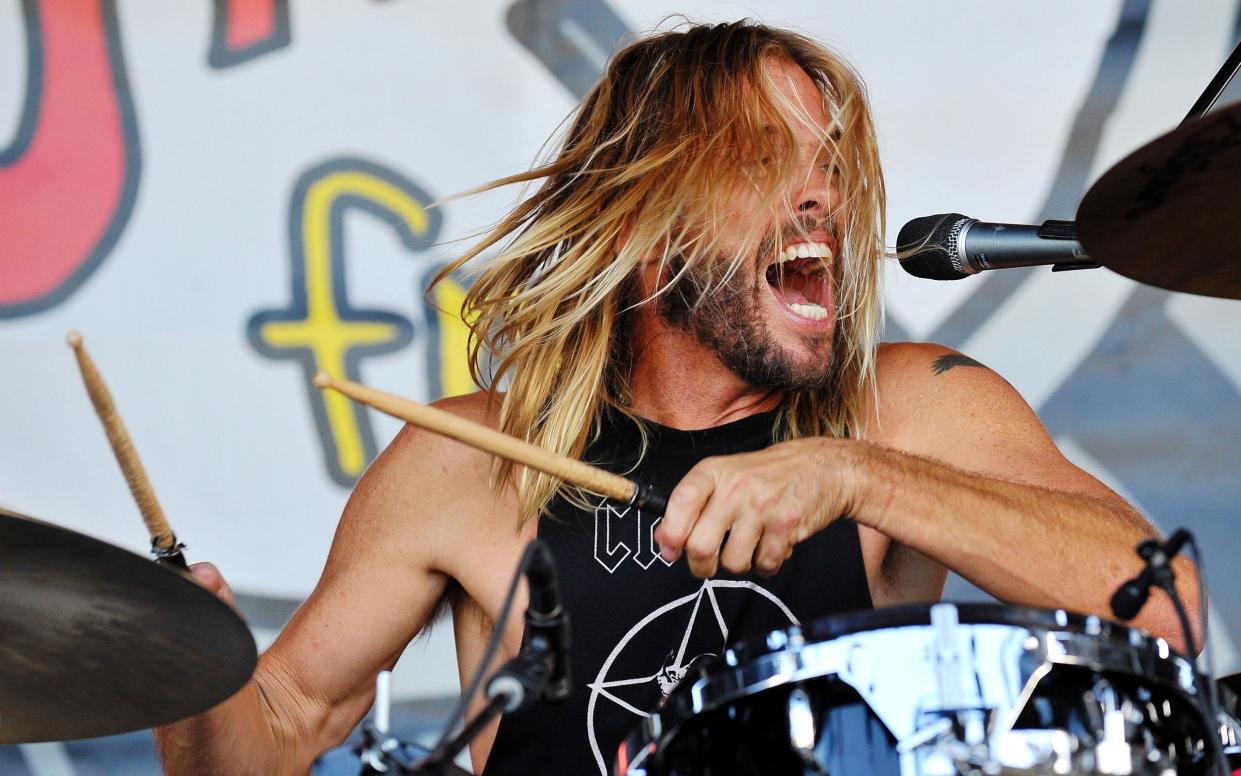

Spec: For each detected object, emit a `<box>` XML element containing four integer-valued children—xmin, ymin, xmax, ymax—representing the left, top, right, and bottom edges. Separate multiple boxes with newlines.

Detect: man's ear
<box><xmin>614</xmin><ymin>214</ymin><xmax>637</xmax><ymax>260</ymax></box>
<box><xmin>615</xmin><ymin>216</ymin><xmax>662</xmax><ymax>295</ymax></box>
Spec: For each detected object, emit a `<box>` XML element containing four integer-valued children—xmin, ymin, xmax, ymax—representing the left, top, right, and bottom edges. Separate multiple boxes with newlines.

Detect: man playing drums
<box><xmin>156</xmin><ymin>20</ymin><xmax>1197</xmax><ymax>775</ymax></box>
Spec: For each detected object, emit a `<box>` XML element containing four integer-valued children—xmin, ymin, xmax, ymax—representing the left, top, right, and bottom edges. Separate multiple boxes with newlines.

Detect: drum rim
<box><xmin>618</xmin><ymin>603</ymin><xmax>1198</xmax><ymax>774</ymax></box>
<box><xmin>779</xmin><ymin>602</ymin><xmax>1148</xmax><ymax>651</ymax></box>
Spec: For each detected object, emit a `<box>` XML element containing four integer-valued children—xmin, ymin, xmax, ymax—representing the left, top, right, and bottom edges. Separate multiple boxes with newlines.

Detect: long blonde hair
<box><xmin>432</xmin><ymin>20</ymin><xmax>887</xmax><ymax>526</ymax></box>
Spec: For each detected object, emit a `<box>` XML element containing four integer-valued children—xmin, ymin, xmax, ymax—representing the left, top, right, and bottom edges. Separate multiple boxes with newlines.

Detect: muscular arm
<box><xmin>655</xmin><ymin>343</ymin><xmax>1200</xmax><ymax>653</ymax></box>
<box><xmin>856</xmin><ymin>343</ymin><xmax>1198</xmax><ymax>649</ymax></box>
<box><xmin>155</xmin><ymin>394</ymin><xmax>494</xmax><ymax>775</ymax></box>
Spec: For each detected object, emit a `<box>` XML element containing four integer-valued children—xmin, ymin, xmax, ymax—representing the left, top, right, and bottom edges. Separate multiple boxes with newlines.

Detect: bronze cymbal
<box><xmin>1077</xmin><ymin>100</ymin><xmax>1241</xmax><ymax>300</ymax></box>
<box><xmin>0</xmin><ymin>507</ymin><xmax>256</xmax><ymax>743</ymax></box>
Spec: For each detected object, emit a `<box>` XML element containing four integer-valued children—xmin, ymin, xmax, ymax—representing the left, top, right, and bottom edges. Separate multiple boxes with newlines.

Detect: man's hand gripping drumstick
<box><xmin>311</xmin><ymin>371</ymin><xmax>670</xmax><ymax>516</ymax></box>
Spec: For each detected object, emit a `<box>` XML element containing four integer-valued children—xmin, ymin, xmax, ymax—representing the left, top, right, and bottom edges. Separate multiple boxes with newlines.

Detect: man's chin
<box><xmin>771</xmin><ymin>369</ymin><xmax>834</xmax><ymax>392</ymax></box>
<box><xmin>724</xmin><ymin>351</ymin><xmax>833</xmax><ymax>392</ymax></box>
<box><xmin>766</xmin><ymin>343</ymin><xmax>835</xmax><ymax>389</ymax></box>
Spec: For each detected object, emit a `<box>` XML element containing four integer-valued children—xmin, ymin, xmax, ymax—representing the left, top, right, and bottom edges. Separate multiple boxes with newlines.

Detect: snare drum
<box><xmin>617</xmin><ymin>603</ymin><xmax>1215</xmax><ymax>776</ymax></box>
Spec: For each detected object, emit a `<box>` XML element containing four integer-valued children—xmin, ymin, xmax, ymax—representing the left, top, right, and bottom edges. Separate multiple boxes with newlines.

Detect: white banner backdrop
<box><xmin>2</xmin><ymin>1</ymin><xmax>1240</xmax><ymax>751</ymax></box>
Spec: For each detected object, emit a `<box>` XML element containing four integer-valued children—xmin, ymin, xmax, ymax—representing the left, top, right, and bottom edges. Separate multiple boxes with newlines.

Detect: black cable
<box><xmin>432</xmin><ymin>541</ymin><xmax>538</xmax><ymax>748</ymax></box>
<box><xmin>1160</xmin><ymin>579</ymin><xmax>1221</xmax><ymax>774</ymax></box>
<box><xmin>1158</xmin><ymin>536</ymin><xmax>1225</xmax><ymax>776</ymax></box>
<box><xmin>1165</xmin><ymin>577</ymin><xmax>1199</xmax><ymax>660</ymax></box>
<box><xmin>1185</xmin><ymin>538</ymin><xmax>1225</xmax><ymax>776</ymax></box>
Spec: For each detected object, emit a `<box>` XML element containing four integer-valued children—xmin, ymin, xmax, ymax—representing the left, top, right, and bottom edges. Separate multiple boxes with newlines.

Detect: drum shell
<box><xmin>617</xmin><ymin>604</ymin><xmax>1215</xmax><ymax>776</ymax></box>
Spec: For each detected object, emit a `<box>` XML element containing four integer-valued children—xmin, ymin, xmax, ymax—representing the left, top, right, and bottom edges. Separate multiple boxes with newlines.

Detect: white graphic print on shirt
<box><xmin>584</xmin><ymin>579</ymin><xmax>800</xmax><ymax>775</ymax></box>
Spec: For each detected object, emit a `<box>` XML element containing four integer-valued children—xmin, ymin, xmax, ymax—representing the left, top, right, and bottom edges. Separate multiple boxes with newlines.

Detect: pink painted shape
<box><xmin>0</xmin><ymin>0</ymin><xmax>128</xmax><ymax>306</ymax></box>
<box><xmin>224</xmin><ymin>0</ymin><xmax>278</xmax><ymax>51</ymax></box>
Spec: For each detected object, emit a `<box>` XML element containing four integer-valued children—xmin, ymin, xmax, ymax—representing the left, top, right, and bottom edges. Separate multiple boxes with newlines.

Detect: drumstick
<box><xmin>67</xmin><ymin>332</ymin><xmax>187</xmax><ymax>567</ymax></box>
<box><xmin>312</xmin><ymin>372</ymin><xmax>669</xmax><ymax>515</ymax></box>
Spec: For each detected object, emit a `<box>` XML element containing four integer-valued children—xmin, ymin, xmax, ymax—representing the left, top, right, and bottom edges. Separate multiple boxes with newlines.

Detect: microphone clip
<box><xmin>524</xmin><ymin>605</ymin><xmax>572</xmax><ymax>703</ymax></box>
<box><xmin>1110</xmin><ymin>530</ymin><xmax>1189</xmax><ymax>622</ymax></box>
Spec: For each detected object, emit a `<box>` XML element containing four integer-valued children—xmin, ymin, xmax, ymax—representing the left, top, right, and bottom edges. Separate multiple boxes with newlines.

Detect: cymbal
<box><xmin>1077</xmin><ymin>101</ymin><xmax>1241</xmax><ymax>300</ymax></box>
<box><xmin>0</xmin><ymin>507</ymin><xmax>257</xmax><ymax>743</ymax></box>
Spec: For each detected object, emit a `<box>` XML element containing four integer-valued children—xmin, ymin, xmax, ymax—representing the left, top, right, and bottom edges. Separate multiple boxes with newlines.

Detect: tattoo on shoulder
<box><xmin>931</xmin><ymin>354</ymin><xmax>988</xmax><ymax>376</ymax></box>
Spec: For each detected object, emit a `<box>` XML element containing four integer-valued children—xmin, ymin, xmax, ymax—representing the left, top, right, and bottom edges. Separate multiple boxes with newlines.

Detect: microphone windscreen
<box><xmin>897</xmin><ymin>213</ymin><xmax>971</xmax><ymax>280</ymax></box>
<box><xmin>1110</xmin><ymin>580</ymin><xmax>1148</xmax><ymax>621</ymax></box>
<box><xmin>525</xmin><ymin>540</ymin><xmax>561</xmax><ymax>617</ymax></box>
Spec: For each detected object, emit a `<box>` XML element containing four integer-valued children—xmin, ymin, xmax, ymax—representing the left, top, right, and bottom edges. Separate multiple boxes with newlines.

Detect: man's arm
<box><xmin>655</xmin><ymin>343</ymin><xmax>1200</xmax><ymax>652</ymax></box>
<box><xmin>857</xmin><ymin>343</ymin><xmax>1198</xmax><ymax>649</ymax></box>
<box><xmin>155</xmin><ymin>394</ymin><xmax>493</xmax><ymax>774</ymax></box>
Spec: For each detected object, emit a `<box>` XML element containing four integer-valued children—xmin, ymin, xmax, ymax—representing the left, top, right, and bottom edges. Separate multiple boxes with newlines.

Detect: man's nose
<box><xmin>792</xmin><ymin>168</ymin><xmax>837</xmax><ymax>217</ymax></box>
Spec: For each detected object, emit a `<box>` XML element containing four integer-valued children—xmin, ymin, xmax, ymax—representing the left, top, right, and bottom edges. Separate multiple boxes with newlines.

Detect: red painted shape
<box><xmin>224</xmin><ymin>0</ymin><xmax>278</xmax><ymax>50</ymax></box>
<box><xmin>0</xmin><ymin>0</ymin><xmax>130</xmax><ymax>308</ymax></box>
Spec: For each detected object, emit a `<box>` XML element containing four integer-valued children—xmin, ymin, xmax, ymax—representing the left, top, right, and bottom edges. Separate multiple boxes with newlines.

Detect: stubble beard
<box><xmin>657</xmin><ymin>246</ymin><xmax>836</xmax><ymax>391</ymax></box>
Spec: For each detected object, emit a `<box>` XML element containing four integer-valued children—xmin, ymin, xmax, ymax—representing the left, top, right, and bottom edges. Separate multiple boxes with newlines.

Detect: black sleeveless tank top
<box><xmin>482</xmin><ymin>409</ymin><xmax>873</xmax><ymax>776</ymax></box>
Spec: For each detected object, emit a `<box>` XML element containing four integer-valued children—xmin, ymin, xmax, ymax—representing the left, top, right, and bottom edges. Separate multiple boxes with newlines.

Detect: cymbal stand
<box><xmin>354</xmin><ymin>671</ymin><xmax>411</xmax><ymax>774</ymax></box>
<box><xmin>1183</xmin><ymin>37</ymin><xmax>1241</xmax><ymax>124</ymax></box>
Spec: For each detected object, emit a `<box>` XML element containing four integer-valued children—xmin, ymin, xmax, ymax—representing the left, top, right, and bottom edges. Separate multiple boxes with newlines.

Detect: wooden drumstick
<box><xmin>67</xmin><ymin>332</ymin><xmax>186</xmax><ymax>566</ymax></box>
<box><xmin>312</xmin><ymin>372</ymin><xmax>669</xmax><ymax>515</ymax></box>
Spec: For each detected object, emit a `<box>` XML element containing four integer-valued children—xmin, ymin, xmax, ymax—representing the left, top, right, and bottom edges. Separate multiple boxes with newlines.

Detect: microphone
<box><xmin>485</xmin><ymin>540</ymin><xmax>572</xmax><ymax>712</ymax></box>
<box><xmin>1110</xmin><ymin>529</ymin><xmax>1192</xmax><ymax>621</ymax></box>
<box><xmin>523</xmin><ymin>541</ymin><xmax>572</xmax><ymax>703</ymax></box>
<box><xmin>897</xmin><ymin>213</ymin><xmax>1099</xmax><ymax>280</ymax></box>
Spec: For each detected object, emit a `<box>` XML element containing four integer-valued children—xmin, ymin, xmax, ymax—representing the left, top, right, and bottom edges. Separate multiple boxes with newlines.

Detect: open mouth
<box><xmin>764</xmin><ymin>241</ymin><xmax>834</xmax><ymax>321</ymax></box>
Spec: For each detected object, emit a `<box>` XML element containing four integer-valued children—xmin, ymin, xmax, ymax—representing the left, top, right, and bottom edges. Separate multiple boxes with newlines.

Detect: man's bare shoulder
<box><xmin>876</xmin><ymin>341</ymin><xmax>1010</xmax><ymax>388</ymax></box>
<box><xmin>380</xmin><ymin>390</ymin><xmax>503</xmax><ymax>471</ymax></box>
<box><xmin>868</xmin><ymin>342</ymin><xmax>1035</xmax><ymax>452</ymax></box>
<box><xmin>344</xmin><ymin>390</ymin><xmax>514</xmax><ymax>543</ymax></box>
<box><xmin>431</xmin><ymin>389</ymin><xmax>503</xmax><ymax>426</ymax></box>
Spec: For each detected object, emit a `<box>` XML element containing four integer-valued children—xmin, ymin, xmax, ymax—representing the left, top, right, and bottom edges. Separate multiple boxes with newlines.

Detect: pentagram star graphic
<box><xmin>585</xmin><ymin>579</ymin><xmax>800</xmax><ymax>775</ymax></box>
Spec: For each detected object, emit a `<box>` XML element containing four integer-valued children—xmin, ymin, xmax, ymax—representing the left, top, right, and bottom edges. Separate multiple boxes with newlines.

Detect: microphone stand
<box><xmin>360</xmin><ymin>540</ymin><xmax>570</xmax><ymax>775</ymax></box>
<box><xmin>351</xmin><ymin>653</ymin><xmax>555</xmax><ymax>775</ymax></box>
<box><xmin>411</xmin><ymin>695</ymin><xmax>509</xmax><ymax>773</ymax></box>
<box><xmin>352</xmin><ymin>649</ymin><xmax>557</xmax><ymax>774</ymax></box>
<box><xmin>407</xmin><ymin>631</ymin><xmax>560</xmax><ymax>773</ymax></box>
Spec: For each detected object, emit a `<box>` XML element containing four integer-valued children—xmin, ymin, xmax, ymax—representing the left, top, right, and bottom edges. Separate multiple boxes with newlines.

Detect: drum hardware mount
<box><xmin>351</xmin><ymin>671</ymin><xmax>430</xmax><ymax>775</ymax></box>
<box><xmin>149</xmin><ymin>535</ymin><xmax>189</xmax><ymax>569</ymax></box>
<box><xmin>314</xmin><ymin>671</ymin><xmax>470</xmax><ymax>776</ymax></box>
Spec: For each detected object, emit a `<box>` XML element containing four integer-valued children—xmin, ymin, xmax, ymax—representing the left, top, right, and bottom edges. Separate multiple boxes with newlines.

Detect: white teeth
<box><xmin>788</xmin><ymin>302</ymin><xmax>829</xmax><ymax>321</ymax></box>
<box><xmin>777</xmin><ymin>241</ymin><xmax>833</xmax><ymax>265</ymax></box>
<box><xmin>769</xmin><ymin>242</ymin><xmax>833</xmax><ymax>321</ymax></box>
